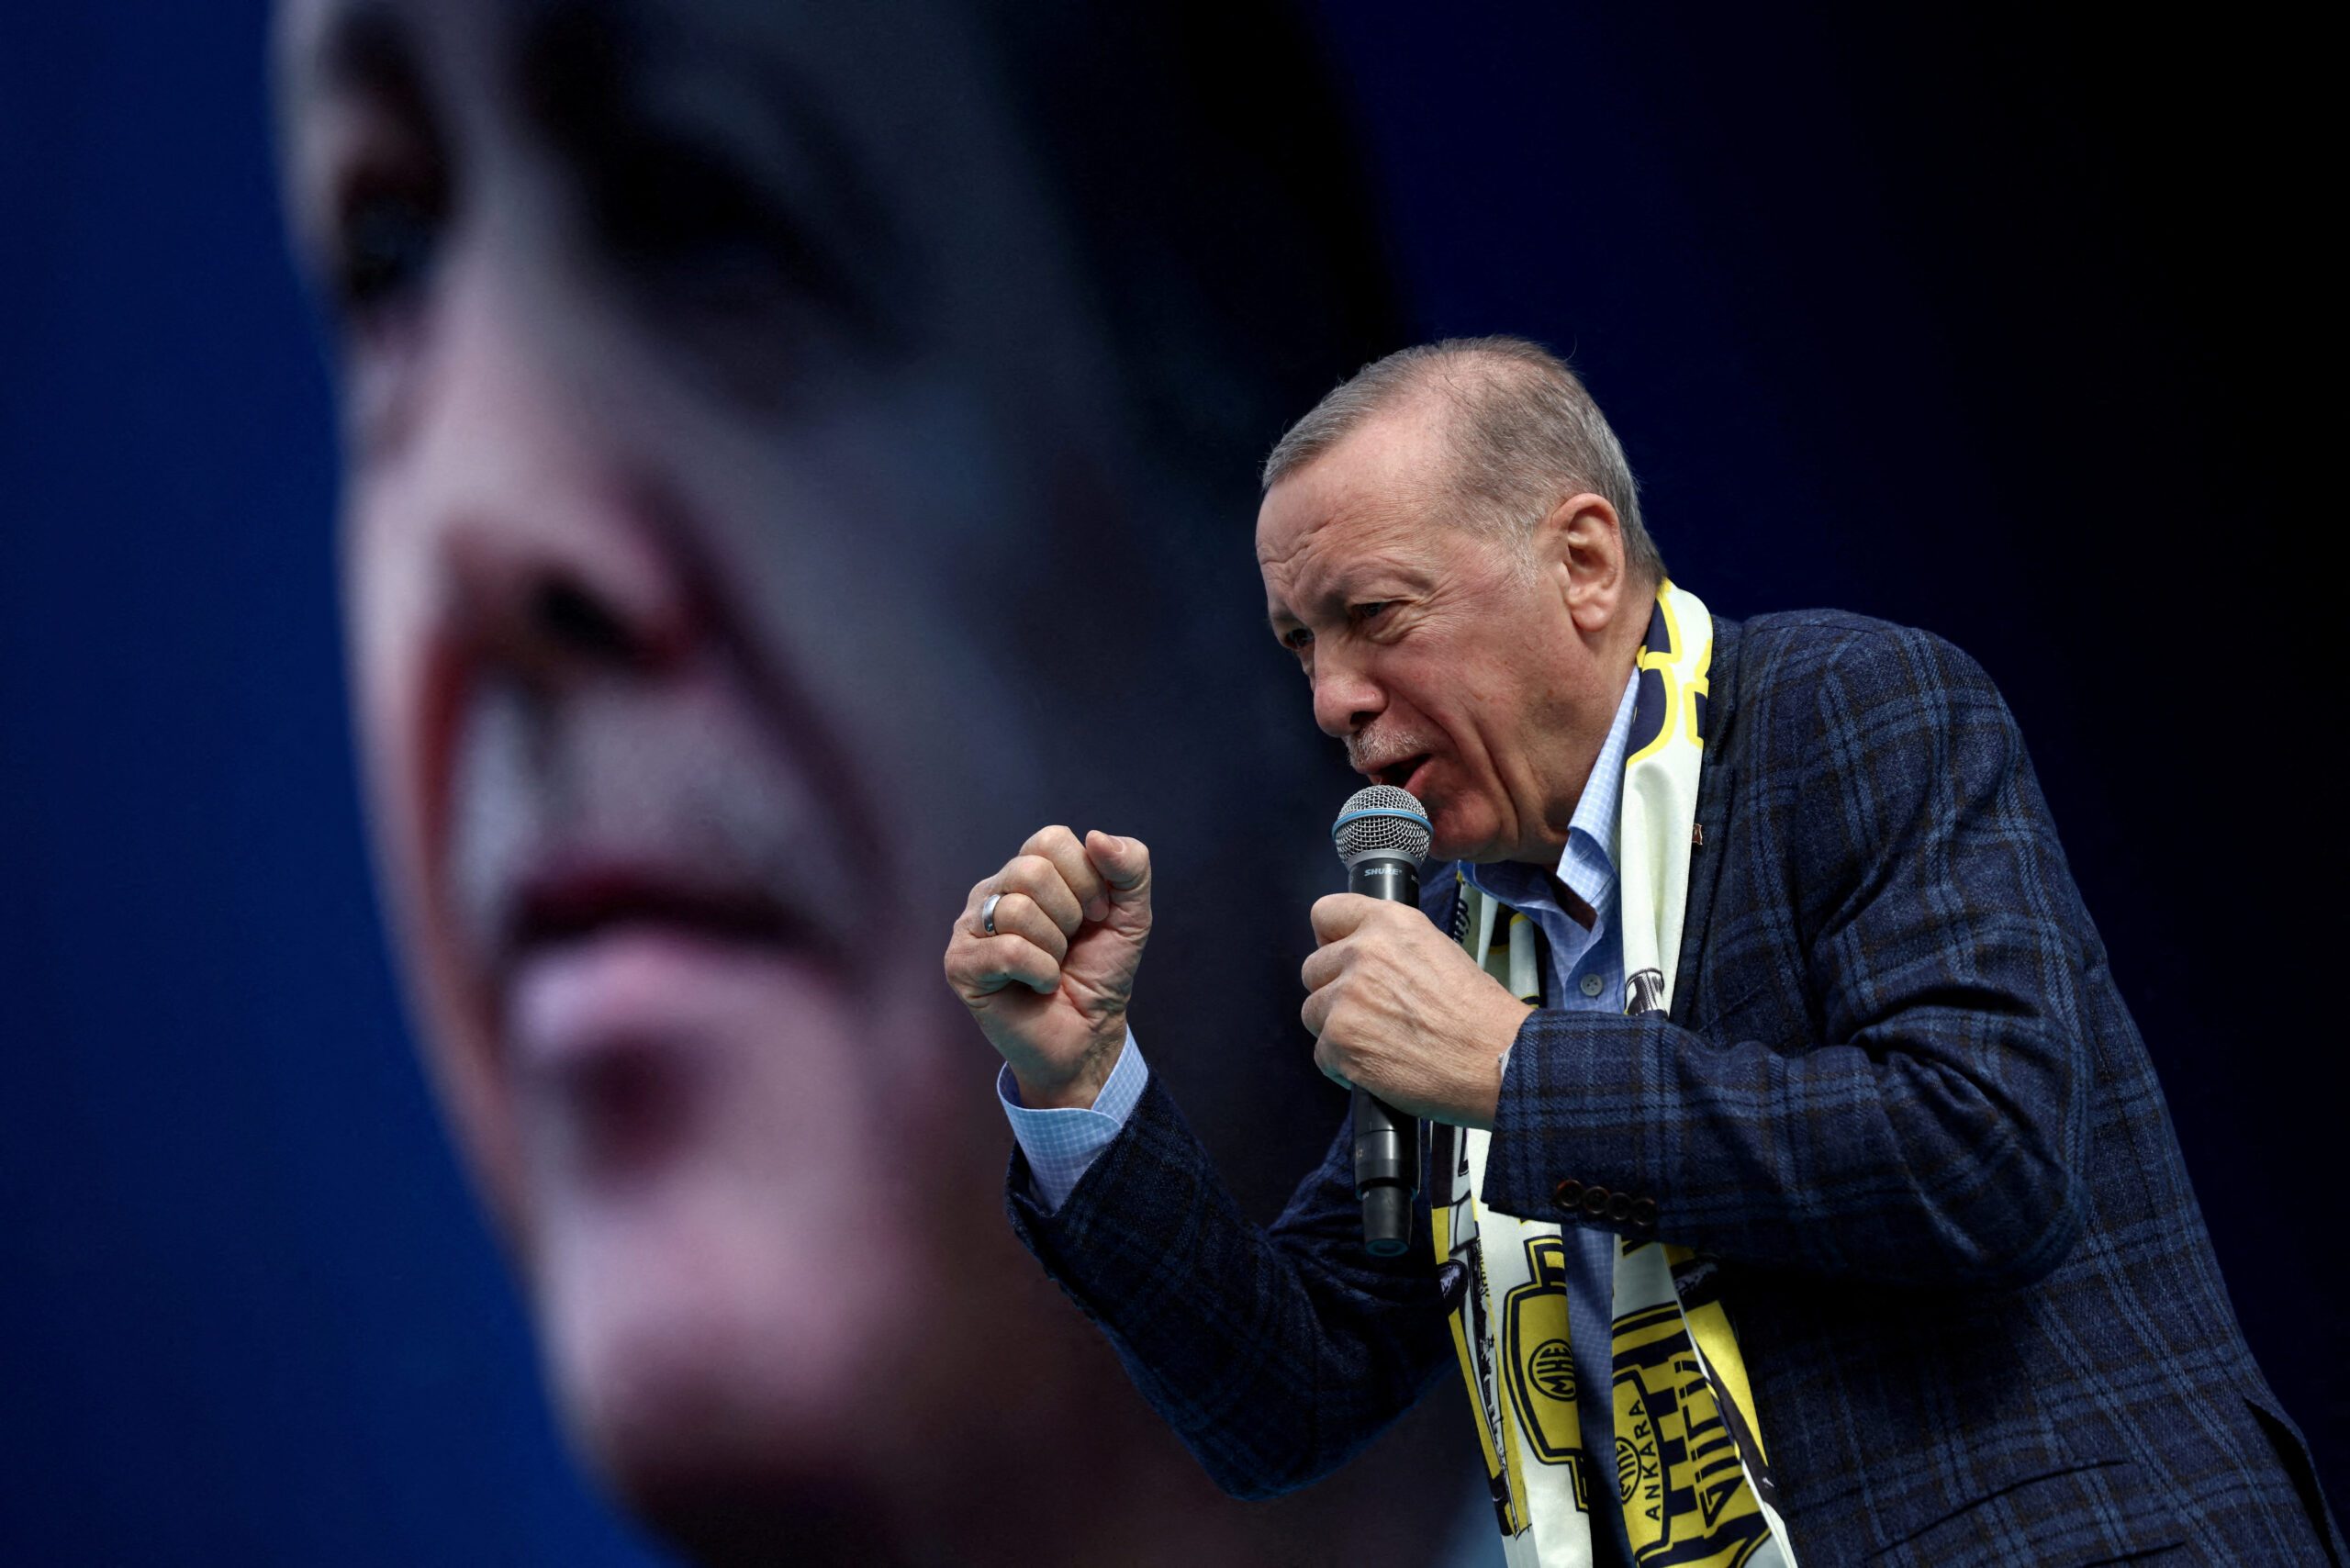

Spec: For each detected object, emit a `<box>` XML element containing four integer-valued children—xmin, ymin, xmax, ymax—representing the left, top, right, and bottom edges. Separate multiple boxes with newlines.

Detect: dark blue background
<box><xmin>3</xmin><ymin>5</ymin><xmax>2333</xmax><ymax>1562</ymax></box>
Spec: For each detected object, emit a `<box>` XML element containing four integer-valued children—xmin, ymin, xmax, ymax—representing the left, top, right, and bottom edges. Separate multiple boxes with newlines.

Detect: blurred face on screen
<box><xmin>275</xmin><ymin>0</ymin><xmax>1170</xmax><ymax>1550</ymax></box>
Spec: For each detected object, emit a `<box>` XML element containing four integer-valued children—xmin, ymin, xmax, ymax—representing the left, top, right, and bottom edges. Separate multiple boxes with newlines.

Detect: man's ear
<box><xmin>1534</xmin><ymin>492</ymin><xmax>1625</xmax><ymax>633</ymax></box>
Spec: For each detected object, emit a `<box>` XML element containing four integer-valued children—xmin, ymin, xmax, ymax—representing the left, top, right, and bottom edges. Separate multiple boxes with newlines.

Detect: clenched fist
<box><xmin>1301</xmin><ymin>894</ymin><xmax>1532</xmax><ymax>1129</ymax></box>
<box><xmin>944</xmin><ymin>826</ymin><xmax>1152</xmax><ymax>1110</ymax></box>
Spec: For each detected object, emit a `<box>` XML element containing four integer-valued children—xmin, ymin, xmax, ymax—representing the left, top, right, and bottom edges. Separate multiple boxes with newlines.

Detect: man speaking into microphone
<box><xmin>942</xmin><ymin>338</ymin><xmax>2338</xmax><ymax>1565</ymax></box>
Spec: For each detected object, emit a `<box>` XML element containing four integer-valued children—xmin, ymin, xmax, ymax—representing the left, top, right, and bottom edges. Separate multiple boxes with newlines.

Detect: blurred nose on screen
<box><xmin>402</xmin><ymin>251</ymin><xmax>699</xmax><ymax>689</ymax></box>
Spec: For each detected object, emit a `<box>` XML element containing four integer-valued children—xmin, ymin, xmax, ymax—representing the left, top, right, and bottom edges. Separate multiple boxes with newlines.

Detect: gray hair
<box><xmin>1260</xmin><ymin>336</ymin><xmax>1664</xmax><ymax>587</ymax></box>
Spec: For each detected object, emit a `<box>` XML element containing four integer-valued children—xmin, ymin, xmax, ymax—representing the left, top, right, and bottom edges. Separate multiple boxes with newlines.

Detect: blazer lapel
<box><xmin>1669</xmin><ymin>614</ymin><xmax>1741</xmax><ymax>1030</ymax></box>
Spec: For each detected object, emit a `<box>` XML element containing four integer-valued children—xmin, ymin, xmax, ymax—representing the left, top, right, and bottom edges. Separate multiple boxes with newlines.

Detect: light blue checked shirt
<box><xmin>999</xmin><ymin>674</ymin><xmax>1643</xmax><ymax>1561</ymax></box>
<box><xmin>996</xmin><ymin>1025</ymin><xmax>1149</xmax><ymax>1209</ymax></box>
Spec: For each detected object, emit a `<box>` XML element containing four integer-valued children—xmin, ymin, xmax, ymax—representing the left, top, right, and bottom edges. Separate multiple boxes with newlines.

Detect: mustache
<box><xmin>1345</xmin><ymin>727</ymin><xmax>1439</xmax><ymax>778</ymax></box>
<box><xmin>443</xmin><ymin>676</ymin><xmax>869</xmax><ymax>974</ymax></box>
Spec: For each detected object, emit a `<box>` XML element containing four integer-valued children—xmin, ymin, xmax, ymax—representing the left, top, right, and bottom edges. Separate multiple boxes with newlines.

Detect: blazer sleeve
<box><xmin>1006</xmin><ymin>1071</ymin><xmax>1456</xmax><ymax>1498</ymax></box>
<box><xmin>1480</xmin><ymin>623</ymin><xmax>2092</xmax><ymax>1288</ymax></box>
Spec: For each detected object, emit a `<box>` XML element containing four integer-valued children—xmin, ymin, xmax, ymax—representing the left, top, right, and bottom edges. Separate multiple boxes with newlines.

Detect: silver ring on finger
<box><xmin>979</xmin><ymin>890</ymin><xmax>1005</xmax><ymax>936</ymax></box>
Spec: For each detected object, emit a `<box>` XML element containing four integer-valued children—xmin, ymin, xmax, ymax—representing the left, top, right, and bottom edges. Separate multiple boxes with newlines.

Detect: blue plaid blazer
<box><xmin>1008</xmin><ymin>611</ymin><xmax>2341</xmax><ymax>1565</ymax></box>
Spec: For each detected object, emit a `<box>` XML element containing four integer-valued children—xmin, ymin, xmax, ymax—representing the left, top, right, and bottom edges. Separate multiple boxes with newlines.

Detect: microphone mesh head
<box><xmin>1332</xmin><ymin>785</ymin><xmax>1432</xmax><ymax>868</ymax></box>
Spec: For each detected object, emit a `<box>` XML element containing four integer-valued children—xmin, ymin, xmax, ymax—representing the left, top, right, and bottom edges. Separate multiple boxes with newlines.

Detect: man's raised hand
<box><xmin>945</xmin><ymin>826</ymin><xmax>1152</xmax><ymax>1109</ymax></box>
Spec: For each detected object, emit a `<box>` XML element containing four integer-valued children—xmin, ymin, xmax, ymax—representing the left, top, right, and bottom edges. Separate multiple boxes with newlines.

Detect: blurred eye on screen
<box><xmin>313</xmin><ymin>75</ymin><xmax>452</xmax><ymax>355</ymax></box>
<box><xmin>334</xmin><ymin>180</ymin><xmax>444</xmax><ymax>322</ymax></box>
<box><xmin>590</xmin><ymin>135</ymin><xmax>868</xmax><ymax>342</ymax></box>
<box><xmin>309</xmin><ymin>105</ymin><xmax>453</xmax><ymax>442</ymax></box>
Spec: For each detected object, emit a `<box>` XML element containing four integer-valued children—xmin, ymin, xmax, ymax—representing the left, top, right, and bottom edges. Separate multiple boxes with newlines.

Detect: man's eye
<box><xmin>1282</xmin><ymin>627</ymin><xmax>1315</xmax><ymax>651</ymax></box>
<box><xmin>333</xmin><ymin>185</ymin><xmax>444</xmax><ymax>319</ymax></box>
<box><xmin>1351</xmin><ymin>601</ymin><xmax>1393</xmax><ymax>623</ymax></box>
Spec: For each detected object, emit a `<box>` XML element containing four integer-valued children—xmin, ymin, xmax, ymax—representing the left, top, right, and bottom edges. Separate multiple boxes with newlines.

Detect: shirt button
<box><xmin>1579</xmin><ymin>973</ymin><xmax>1605</xmax><ymax>998</ymax></box>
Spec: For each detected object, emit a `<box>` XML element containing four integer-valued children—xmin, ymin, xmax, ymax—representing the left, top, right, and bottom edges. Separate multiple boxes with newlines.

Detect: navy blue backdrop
<box><xmin>2</xmin><ymin>5</ymin><xmax>2333</xmax><ymax>1562</ymax></box>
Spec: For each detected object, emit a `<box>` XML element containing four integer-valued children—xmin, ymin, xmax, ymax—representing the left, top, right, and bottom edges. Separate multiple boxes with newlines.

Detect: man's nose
<box><xmin>1310</xmin><ymin>652</ymin><xmax>1383</xmax><ymax>739</ymax></box>
<box><xmin>411</xmin><ymin>263</ymin><xmax>696</xmax><ymax>687</ymax></box>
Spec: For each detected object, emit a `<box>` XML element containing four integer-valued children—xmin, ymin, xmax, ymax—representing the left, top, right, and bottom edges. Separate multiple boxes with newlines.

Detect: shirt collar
<box><xmin>1464</xmin><ymin>667</ymin><xmax>1640</xmax><ymax>915</ymax></box>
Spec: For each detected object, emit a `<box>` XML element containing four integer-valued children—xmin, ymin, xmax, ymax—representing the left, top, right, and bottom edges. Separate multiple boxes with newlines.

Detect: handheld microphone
<box><xmin>1331</xmin><ymin>786</ymin><xmax>1432</xmax><ymax>1257</ymax></box>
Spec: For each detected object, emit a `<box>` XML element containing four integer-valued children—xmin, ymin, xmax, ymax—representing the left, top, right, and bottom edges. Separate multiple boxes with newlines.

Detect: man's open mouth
<box><xmin>1374</xmin><ymin>754</ymin><xmax>1431</xmax><ymax>794</ymax></box>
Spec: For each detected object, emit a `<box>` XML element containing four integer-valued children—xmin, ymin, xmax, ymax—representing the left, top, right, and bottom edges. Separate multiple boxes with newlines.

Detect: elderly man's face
<box><xmin>275</xmin><ymin>0</ymin><xmax>1142</xmax><ymax>1518</ymax></box>
<box><xmin>1258</xmin><ymin>407</ymin><xmax>1623</xmax><ymax>866</ymax></box>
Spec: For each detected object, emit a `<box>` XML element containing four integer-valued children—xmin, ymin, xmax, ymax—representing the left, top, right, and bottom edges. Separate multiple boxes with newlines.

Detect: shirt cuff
<box><xmin>997</xmin><ymin>1026</ymin><xmax>1149</xmax><ymax>1214</ymax></box>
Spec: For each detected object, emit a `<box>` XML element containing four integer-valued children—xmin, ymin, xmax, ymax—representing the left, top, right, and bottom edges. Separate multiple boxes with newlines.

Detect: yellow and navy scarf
<box><xmin>1430</xmin><ymin>581</ymin><xmax>1796</xmax><ymax>1568</ymax></box>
